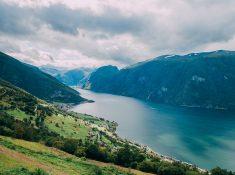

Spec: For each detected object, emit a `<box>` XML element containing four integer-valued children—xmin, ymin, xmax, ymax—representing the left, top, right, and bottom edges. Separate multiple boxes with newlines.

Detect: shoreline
<box><xmin>67</xmin><ymin>109</ymin><xmax>208</xmax><ymax>174</ymax></box>
<box><xmin>113</xmin><ymin>130</ymin><xmax>208</xmax><ymax>174</ymax></box>
<box><xmin>74</xmin><ymin>87</ymin><xmax>233</xmax><ymax>111</ymax></box>
<box><xmin>58</xmin><ymin>89</ymin><xmax>209</xmax><ymax>173</ymax></box>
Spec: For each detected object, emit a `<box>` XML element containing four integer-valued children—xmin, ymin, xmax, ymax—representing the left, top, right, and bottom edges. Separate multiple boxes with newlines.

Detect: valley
<box><xmin>1</xmin><ymin>1</ymin><xmax>235</xmax><ymax>174</ymax></box>
<box><xmin>0</xmin><ymin>51</ymin><xmax>234</xmax><ymax>175</ymax></box>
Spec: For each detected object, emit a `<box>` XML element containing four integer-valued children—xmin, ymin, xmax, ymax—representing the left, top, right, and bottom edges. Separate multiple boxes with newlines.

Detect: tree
<box><xmin>211</xmin><ymin>167</ymin><xmax>234</xmax><ymax>175</ymax></box>
<box><xmin>137</xmin><ymin>160</ymin><xmax>158</xmax><ymax>173</ymax></box>
<box><xmin>62</xmin><ymin>139</ymin><xmax>78</xmax><ymax>154</ymax></box>
<box><xmin>14</xmin><ymin>122</ymin><xmax>25</xmax><ymax>139</ymax></box>
<box><xmin>158</xmin><ymin>165</ymin><xmax>186</xmax><ymax>175</ymax></box>
<box><xmin>116</xmin><ymin>143</ymin><xmax>134</xmax><ymax>167</ymax></box>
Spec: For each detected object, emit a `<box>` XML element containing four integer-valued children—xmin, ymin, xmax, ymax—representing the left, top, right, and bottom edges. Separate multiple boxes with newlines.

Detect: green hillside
<box><xmin>0</xmin><ymin>136</ymin><xmax>137</xmax><ymax>175</ymax></box>
<box><xmin>0</xmin><ymin>78</ymin><xmax>117</xmax><ymax>147</ymax></box>
<box><xmin>0</xmin><ymin>52</ymin><xmax>86</xmax><ymax>104</ymax></box>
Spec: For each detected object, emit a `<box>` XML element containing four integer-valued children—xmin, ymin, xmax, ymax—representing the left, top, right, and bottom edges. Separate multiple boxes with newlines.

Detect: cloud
<box><xmin>39</xmin><ymin>4</ymin><xmax>146</xmax><ymax>36</ymax></box>
<box><xmin>0</xmin><ymin>2</ymin><xmax>37</xmax><ymax>35</ymax></box>
<box><xmin>0</xmin><ymin>0</ymin><xmax>235</xmax><ymax>68</ymax></box>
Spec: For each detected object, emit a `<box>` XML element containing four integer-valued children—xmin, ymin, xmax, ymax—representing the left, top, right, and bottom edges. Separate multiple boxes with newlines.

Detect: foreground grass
<box><xmin>0</xmin><ymin>136</ymin><xmax>152</xmax><ymax>175</ymax></box>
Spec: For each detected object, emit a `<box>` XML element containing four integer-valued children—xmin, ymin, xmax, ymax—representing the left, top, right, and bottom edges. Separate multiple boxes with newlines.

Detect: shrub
<box><xmin>211</xmin><ymin>167</ymin><xmax>234</xmax><ymax>175</ymax></box>
<box><xmin>32</xmin><ymin>168</ymin><xmax>49</xmax><ymax>175</ymax></box>
<box><xmin>75</xmin><ymin>146</ymin><xmax>86</xmax><ymax>157</ymax></box>
<box><xmin>62</xmin><ymin>139</ymin><xmax>78</xmax><ymax>154</ymax></box>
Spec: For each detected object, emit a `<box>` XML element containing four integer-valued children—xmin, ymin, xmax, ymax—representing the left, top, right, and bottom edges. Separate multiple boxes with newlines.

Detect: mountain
<box><xmin>55</xmin><ymin>68</ymin><xmax>93</xmax><ymax>86</ymax></box>
<box><xmin>0</xmin><ymin>52</ymin><xmax>86</xmax><ymax>104</ymax></box>
<box><xmin>85</xmin><ymin>50</ymin><xmax>235</xmax><ymax>110</ymax></box>
<box><xmin>40</xmin><ymin>65</ymin><xmax>93</xmax><ymax>86</ymax></box>
<box><xmin>84</xmin><ymin>65</ymin><xmax>119</xmax><ymax>90</ymax></box>
<box><xmin>39</xmin><ymin>64</ymin><xmax>66</xmax><ymax>76</ymax></box>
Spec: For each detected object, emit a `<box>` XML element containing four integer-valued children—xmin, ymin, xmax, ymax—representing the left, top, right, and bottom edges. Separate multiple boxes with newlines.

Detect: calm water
<box><xmin>71</xmin><ymin>89</ymin><xmax>235</xmax><ymax>171</ymax></box>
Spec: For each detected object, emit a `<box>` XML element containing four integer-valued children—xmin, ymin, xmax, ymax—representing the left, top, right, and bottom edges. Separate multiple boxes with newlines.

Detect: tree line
<box><xmin>1</xmin><ymin>111</ymin><xmax>234</xmax><ymax>175</ymax></box>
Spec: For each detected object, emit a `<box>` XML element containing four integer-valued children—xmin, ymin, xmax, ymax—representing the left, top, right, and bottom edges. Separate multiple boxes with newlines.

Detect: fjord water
<box><xmin>71</xmin><ymin>89</ymin><xmax>235</xmax><ymax>171</ymax></box>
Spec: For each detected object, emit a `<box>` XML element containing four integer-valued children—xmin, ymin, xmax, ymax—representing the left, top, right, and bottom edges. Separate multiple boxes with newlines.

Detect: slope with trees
<box><xmin>85</xmin><ymin>50</ymin><xmax>235</xmax><ymax>110</ymax></box>
<box><xmin>0</xmin><ymin>52</ymin><xmax>86</xmax><ymax>104</ymax></box>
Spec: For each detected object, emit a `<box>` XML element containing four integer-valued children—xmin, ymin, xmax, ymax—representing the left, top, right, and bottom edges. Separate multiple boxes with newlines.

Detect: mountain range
<box><xmin>40</xmin><ymin>65</ymin><xmax>93</xmax><ymax>86</ymax></box>
<box><xmin>84</xmin><ymin>50</ymin><xmax>235</xmax><ymax>110</ymax></box>
<box><xmin>0</xmin><ymin>52</ymin><xmax>86</xmax><ymax>104</ymax></box>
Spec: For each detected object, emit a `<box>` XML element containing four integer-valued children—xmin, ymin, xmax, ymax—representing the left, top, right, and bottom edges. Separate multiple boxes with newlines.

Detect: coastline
<box><xmin>113</xmin><ymin>128</ymin><xmax>208</xmax><ymax>174</ymax></box>
<box><xmin>59</xmin><ymin>88</ymin><xmax>209</xmax><ymax>173</ymax></box>
<box><xmin>60</xmin><ymin>89</ymin><xmax>209</xmax><ymax>173</ymax></box>
<box><xmin>54</xmin><ymin>99</ymin><xmax>94</xmax><ymax>111</ymax></box>
<box><xmin>67</xmin><ymin>106</ymin><xmax>208</xmax><ymax>174</ymax></box>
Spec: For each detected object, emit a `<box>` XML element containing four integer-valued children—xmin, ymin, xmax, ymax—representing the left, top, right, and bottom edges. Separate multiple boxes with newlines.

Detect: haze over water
<box><xmin>71</xmin><ymin>89</ymin><xmax>235</xmax><ymax>171</ymax></box>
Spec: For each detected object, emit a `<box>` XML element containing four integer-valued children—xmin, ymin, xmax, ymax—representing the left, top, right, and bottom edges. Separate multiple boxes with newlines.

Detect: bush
<box><xmin>1</xmin><ymin>167</ymin><xmax>48</xmax><ymax>175</ymax></box>
<box><xmin>158</xmin><ymin>165</ymin><xmax>186</xmax><ymax>175</ymax></box>
<box><xmin>211</xmin><ymin>167</ymin><xmax>234</xmax><ymax>175</ymax></box>
<box><xmin>62</xmin><ymin>139</ymin><xmax>78</xmax><ymax>154</ymax></box>
<box><xmin>75</xmin><ymin>146</ymin><xmax>86</xmax><ymax>157</ymax></box>
<box><xmin>32</xmin><ymin>168</ymin><xmax>49</xmax><ymax>175</ymax></box>
<box><xmin>115</xmin><ymin>144</ymin><xmax>134</xmax><ymax>167</ymax></box>
<box><xmin>94</xmin><ymin>167</ymin><xmax>103</xmax><ymax>175</ymax></box>
<box><xmin>137</xmin><ymin>160</ymin><xmax>158</xmax><ymax>173</ymax></box>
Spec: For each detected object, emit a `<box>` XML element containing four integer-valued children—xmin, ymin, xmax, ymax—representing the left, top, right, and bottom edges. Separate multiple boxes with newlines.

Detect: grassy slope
<box><xmin>0</xmin><ymin>136</ymin><xmax>152</xmax><ymax>175</ymax></box>
<box><xmin>4</xmin><ymin>108</ymin><xmax>114</xmax><ymax>146</ymax></box>
<box><xmin>45</xmin><ymin>114</ymin><xmax>89</xmax><ymax>140</ymax></box>
<box><xmin>0</xmin><ymin>78</ymin><xmax>115</xmax><ymax>146</ymax></box>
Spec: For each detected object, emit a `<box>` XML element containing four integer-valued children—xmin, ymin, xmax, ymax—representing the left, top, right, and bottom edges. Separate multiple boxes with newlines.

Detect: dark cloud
<box><xmin>0</xmin><ymin>0</ymin><xmax>235</xmax><ymax>68</ymax></box>
<box><xmin>0</xmin><ymin>2</ymin><xmax>39</xmax><ymax>35</ymax></box>
<box><xmin>39</xmin><ymin>4</ymin><xmax>146</xmax><ymax>36</ymax></box>
<box><xmin>0</xmin><ymin>1</ymin><xmax>146</xmax><ymax>36</ymax></box>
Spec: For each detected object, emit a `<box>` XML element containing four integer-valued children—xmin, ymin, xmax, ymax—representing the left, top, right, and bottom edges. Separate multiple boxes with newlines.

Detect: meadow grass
<box><xmin>6</xmin><ymin>109</ymin><xmax>32</xmax><ymax>121</ymax></box>
<box><xmin>0</xmin><ymin>136</ymin><xmax>132</xmax><ymax>175</ymax></box>
<box><xmin>45</xmin><ymin>114</ymin><xmax>90</xmax><ymax>140</ymax></box>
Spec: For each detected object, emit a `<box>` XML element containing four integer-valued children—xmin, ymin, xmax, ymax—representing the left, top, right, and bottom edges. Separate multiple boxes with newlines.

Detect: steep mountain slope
<box><xmin>40</xmin><ymin>64</ymin><xmax>65</xmax><ymax>77</ymax></box>
<box><xmin>40</xmin><ymin>65</ymin><xmax>93</xmax><ymax>86</ymax></box>
<box><xmin>55</xmin><ymin>68</ymin><xmax>92</xmax><ymax>86</ymax></box>
<box><xmin>85</xmin><ymin>50</ymin><xmax>235</xmax><ymax>110</ymax></box>
<box><xmin>0</xmin><ymin>52</ymin><xmax>86</xmax><ymax>104</ymax></box>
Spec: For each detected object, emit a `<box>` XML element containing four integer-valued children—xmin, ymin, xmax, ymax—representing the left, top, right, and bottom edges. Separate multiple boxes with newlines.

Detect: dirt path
<box><xmin>0</xmin><ymin>145</ymin><xmax>69</xmax><ymax>175</ymax></box>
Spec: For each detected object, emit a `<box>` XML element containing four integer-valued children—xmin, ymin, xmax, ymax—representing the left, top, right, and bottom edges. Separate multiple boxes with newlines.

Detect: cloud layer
<box><xmin>1</xmin><ymin>0</ymin><xmax>235</xmax><ymax>68</ymax></box>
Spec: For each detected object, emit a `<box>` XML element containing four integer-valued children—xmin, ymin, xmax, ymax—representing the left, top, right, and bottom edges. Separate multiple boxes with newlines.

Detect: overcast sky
<box><xmin>1</xmin><ymin>0</ymin><xmax>235</xmax><ymax>68</ymax></box>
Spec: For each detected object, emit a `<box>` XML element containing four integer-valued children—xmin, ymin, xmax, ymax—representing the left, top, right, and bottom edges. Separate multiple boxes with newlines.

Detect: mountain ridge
<box><xmin>40</xmin><ymin>65</ymin><xmax>93</xmax><ymax>86</ymax></box>
<box><xmin>0</xmin><ymin>52</ymin><xmax>86</xmax><ymax>104</ymax></box>
<box><xmin>84</xmin><ymin>50</ymin><xmax>235</xmax><ymax>110</ymax></box>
